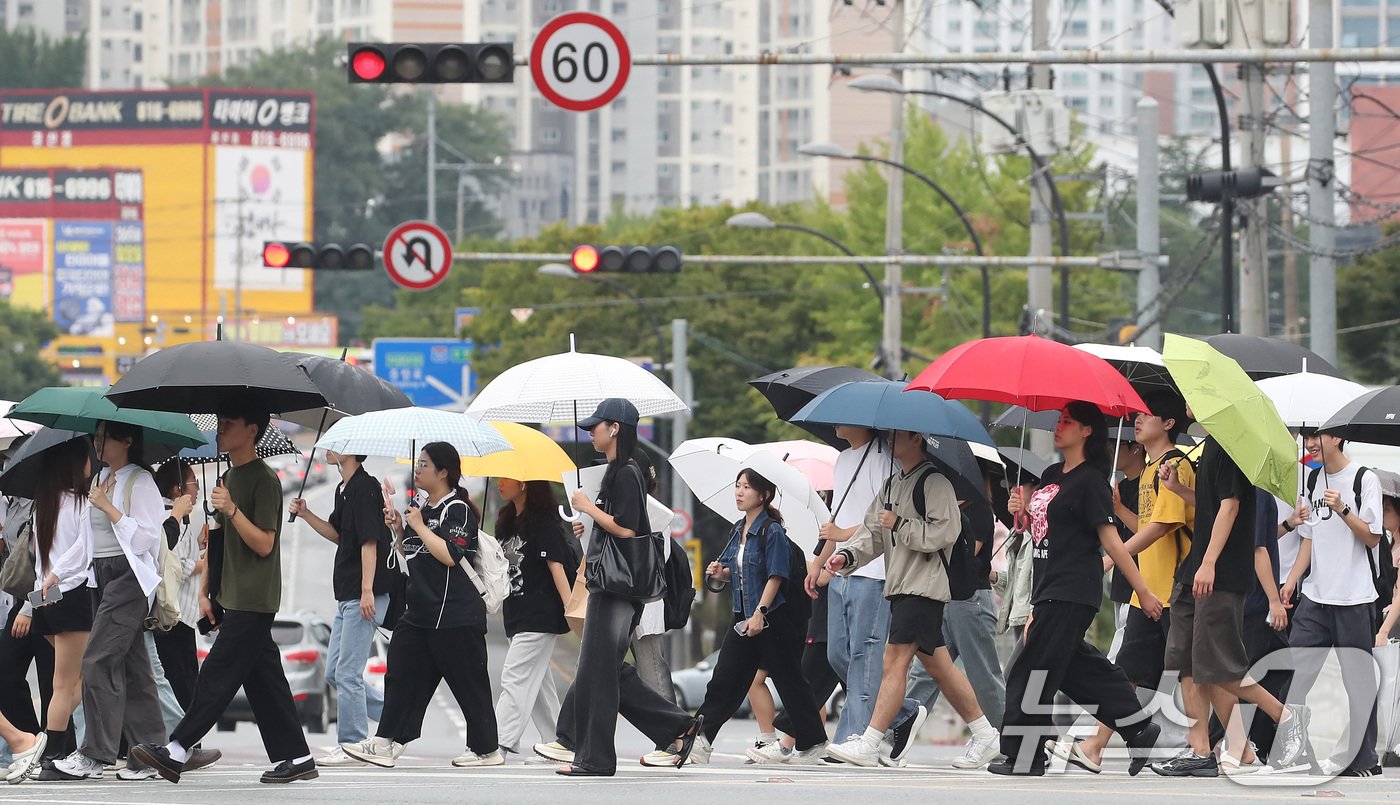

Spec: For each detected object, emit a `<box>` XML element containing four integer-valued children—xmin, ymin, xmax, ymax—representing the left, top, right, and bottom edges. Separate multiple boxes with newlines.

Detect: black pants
<box><xmin>1001</xmin><ymin>601</ymin><xmax>1150</xmax><ymax>770</ymax></box>
<box><xmin>377</xmin><ymin>624</ymin><xmax>497</xmax><ymax>753</ymax></box>
<box><xmin>170</xmin><ymin>609</ymin><xmax>309</xmax><ymax>762</ymax></box>
<box><xmin>0</xmin><ymin>599</ymin><xmax>57</xmax><ymax>736</ymax></box>
<box><xmin>700</xmin><ymin>609</ymin><xmax>827</xmax><ymax>750</ymax></box>
<box><xmin>154</xmin><ymin>623</ymin><xmax>199</xmax><ymax>710</ymax></box>
<box><xmin>558</xmin><ymin>591</ymin><xmax>691</xmax><ymax>774</ymax></box>
<box><xmin>775</xmin><ymin>639</ymin><xmax>840</xmax><ymax>738</ymax></box>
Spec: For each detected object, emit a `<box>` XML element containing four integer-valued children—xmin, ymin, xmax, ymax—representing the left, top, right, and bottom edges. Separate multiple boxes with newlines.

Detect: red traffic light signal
<box><xmin>347</xmin><ymin>43</ymin><xmax>514</xmax><ymax>84</ymax></box>
<box><xmin>570</xmin><ymin>245</ymin><xmax>683</xmax><ymax>274</ymax></box>
<box><xmin>571</xmin><ymin>245</ymin><xmax>600</xmax><ymax>273</ymax></box>
<box><xmin>263</xmin><ymin>241</ymin><xmax>375</xmax><ymax>270</ymax></box>
<box><xmin>262</xmin><ymin>242</ymin><xmax>291</xmax><ymax>268</ymax></box>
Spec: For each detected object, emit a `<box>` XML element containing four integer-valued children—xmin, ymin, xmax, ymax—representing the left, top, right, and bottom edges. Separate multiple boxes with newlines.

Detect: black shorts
<box><xmin>887</xmin><ymin>595</ymin><xmax>945</xmax><ymax>656</ymax></box>
<box><xmin>31</xmin><ymin>585</ymin><xmax>94</xmax><ymax>636</ymax></box>
<box><xmin>1116</xmin><ymin>604</ymin><xmax>1172</xmax><ymax>689</ymax></box>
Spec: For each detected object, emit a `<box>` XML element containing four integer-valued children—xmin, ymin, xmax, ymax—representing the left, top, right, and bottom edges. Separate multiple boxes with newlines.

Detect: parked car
<box><xmin>671</xmin><ymin>651</ymin><xmax>844</xmax><ymax>720</ymax></box>
<box><xmin>199</xmin><ymin>610</ymin><xmax>339</xmax><ymax>733</ymax></box>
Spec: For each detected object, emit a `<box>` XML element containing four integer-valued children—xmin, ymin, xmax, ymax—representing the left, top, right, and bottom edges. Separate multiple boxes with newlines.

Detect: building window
<box><xmin>540</xmin><ymin>127</ymin><xmax>561</xmax><ymax>143</ymax></box>
<box><xmin>1342</xmin><ymin>16</ymin><xmax>1379</xmax><ymax>45</ymax></box>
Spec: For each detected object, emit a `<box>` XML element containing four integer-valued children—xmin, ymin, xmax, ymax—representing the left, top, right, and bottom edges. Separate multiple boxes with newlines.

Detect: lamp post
<box><xmin>536</xmin><ymin>264</ymin><xmax>669</xmax><ymax>374</ymax></box>
<box><xmin>847</xmin><ymin>74</ymin><xmax>1074</xmax><ymax>334</ymax></box>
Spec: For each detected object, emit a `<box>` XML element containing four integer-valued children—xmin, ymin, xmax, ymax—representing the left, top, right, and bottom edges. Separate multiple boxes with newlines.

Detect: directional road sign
<box><xmin>372</xmin><ymin>338</ymin><xmax>475</xmax><ymax>408</ymax></box>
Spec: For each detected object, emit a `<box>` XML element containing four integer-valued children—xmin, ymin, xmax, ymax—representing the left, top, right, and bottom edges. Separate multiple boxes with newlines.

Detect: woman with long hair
<box><xmin>991</xmin><ymin>401</ymin><xmax>1165</xmax><ymax>776</ymax></box>
<box><xmin>342</xmin><ymin>441</ymin><xmax>501</xmax><ymax>768</ymax></box>
<box><xmin>24</xmin><ymin>436</ymin><xmax>93</xmax><ymax>782</ymax></box>
<box><xmin>490</xmin><ymin>477</ymin><xmax>573</xmax><ymax>759</ymax></box>
<box><xmin>656</xmin><ymin>468</ymin><xmax>827</xmax><ymax>765</ymax></box>
<box><xmin>536</xmin><ymin>398</ymin><xmax>700</xmax><ymax>777</ymax></box>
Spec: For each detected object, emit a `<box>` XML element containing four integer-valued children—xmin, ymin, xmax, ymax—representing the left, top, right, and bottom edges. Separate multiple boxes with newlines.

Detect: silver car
<box><xmin>200</xmin><ymin>610</ymin><xmax>339</xmax><ymax>734</ymax></box>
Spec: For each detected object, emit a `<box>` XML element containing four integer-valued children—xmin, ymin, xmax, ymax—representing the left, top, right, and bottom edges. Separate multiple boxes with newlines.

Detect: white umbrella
<box><xmin>1075</xmin><ymin>343</ymin><xmax>1173</xmax><ymax>390</ymax></box>
<box><xmin>466</xmin><ymin>335</ymin><xmax>687</xmax><ymax>423</ymax></box>
<box><xmin>0</xmin><ymin>401</ymin><xmax>42</xmax><ymax>451</ymax></box>
<box><xmin>668</xmin><ymin>437</ymin><xmax>830</xmax><ymax>552</ymax></box>
<box><xmin>1255</xmin><ymin>370</ymin><xmax>1370</xmax><ymax>429</ymax></box>
<box><xmin>315</xmin><ymin>407</ymin><xmax>510</xmax><ymax>460</ymax></box>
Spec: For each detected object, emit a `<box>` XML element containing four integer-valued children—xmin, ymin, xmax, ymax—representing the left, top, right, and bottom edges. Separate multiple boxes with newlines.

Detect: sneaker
<box><xmin>116</xmin><ymin>766</ymin><xmax>159</xmax><ymax>781</ymax></box>
<box><xmin>1150</xmin><ymin>751</ymin><xmax>1219</xmax><ymax>777</ymax></box>
<box><xmin>688</xmin><ymin>735</ymin><xmax>712</xmax><ymax>766</ymax></box>
<box><xmin>533</xmin><ymin>742</ymin><xmax>575</xmax><ymax>764</ymax></box>
<box><xmin>1126</xmin><ymin>720</ymin><xmax>1162</xmax><ymax>777</ymax></box>
<box><xmin>745</xmin><ymin>740</ymin><xmax>791</xmax><ymax>765</ymax></box>
<box><xmin>53</xmin><ymin>751</ymin><xmax>104</xmax><ymax>780</ymax></box>
<box><xmin>128</xmin><ymin>744</ymin><xmax>183</xmax><ymax>785</ymax></box>
<box><xmin>952</xmin><ymin>730</ymin><xmax>1000</xmax><ymax>770</ymax></box>
<box><xmin>184</xmin><ymin>747</ymin><xmax>223</xmax><ymax>771</ymax></box>
<box><xmin>825</xmin><ymin>735</ymin><xmax>881</xmax><ymax>768</ymax></box>
<box><xmin>987</xmin><ymin>757</ymin><xmax>1045</xmax><ymax>776</ymax></box>
<box><xmin>641</xmin><ymin>736</ymin><xmax>711</xmax><ymax>768</ymax></box>
<box><xmin>1339</xmin><ymin>764</ymin><xmax>1383</xmax><ymax>777</ymax></box>
<box><xmin>341</xmin><ymin>738</ymin><xmax>403</xmax><ymax>768</ymax></box>
<box><xmin>452</xmin><ymin>749</ymin><xmax>505</xmax><ymax>768</ymax></box>
<box><xmin>260</xmin><ymin>758</ymin><xmax>318</xmax><ymax>784</ymax></box>
<box><xmin>887</xmin><ymin>706</ymin><xmax>928</xmax><ymax>767</ymax></box>
<box><xmin>1318</xmin><ymin>758</ymin><xmax>1344</xmax><ymax>777</ymax></box>
<box><xmin>316</xmin><ymin>746</ymin><xmax>362</xmax><ymax>767</ymax></box>
<box><xmin>32</xmin><ymin>761</ymin><xmax>70</xmax><ymax>782</ymax></box>
<box><xmin>1273</xmin><ymin>704</ymin><xmax>1312</xmax><ymax>771</ymax></box>
<box><xmin>788</xmin><ymin>742</ymin><xmax>829</xmax><ymax>766</ymax></box>
<box><xmin>1383</xmin><ymin>750</ymin><xmax>1400</xmax><ymax>768</ymax></box>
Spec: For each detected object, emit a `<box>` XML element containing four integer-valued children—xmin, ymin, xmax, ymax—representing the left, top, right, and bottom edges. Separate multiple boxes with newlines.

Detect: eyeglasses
<box><xmin>415</xmin><ymin>460</ymin><xmax>434</xmax><ymax>470</ymax></box>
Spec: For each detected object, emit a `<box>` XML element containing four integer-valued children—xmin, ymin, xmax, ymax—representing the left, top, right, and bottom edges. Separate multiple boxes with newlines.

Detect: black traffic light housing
<box><xmin>263</xmin><ymin>241</ymin><xmax>376</xmax><ymax>270</ymax></box>
<box><xmin>347</xmin><ymin>43</ymin><xmax>514</xmax><ymax>84</ymax></box>
<box><xmin>570</xmin><ymin>245</ymin><xmax>683</xmax><ymax>274</ymax></box>
<box><xmin>1186</xmin><ymin>167</ymin><xmax>1279</xmax><ymax>203</ymax></box>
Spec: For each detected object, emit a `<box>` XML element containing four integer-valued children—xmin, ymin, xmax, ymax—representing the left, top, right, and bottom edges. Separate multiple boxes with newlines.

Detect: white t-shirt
<box><xmin>1298</xmin><ymin>462</ymin><xmax>1383</xmax><ymax>606</ymax></box>
<box><xmin>1272</xmin><ymin>495</ymin><xmax>1303</xmax><ymax>584</ymax></box>
<box><xmin>832</xmin><ymin>440</ymin><xmax>894</xmax><ymax>580</ymax></box>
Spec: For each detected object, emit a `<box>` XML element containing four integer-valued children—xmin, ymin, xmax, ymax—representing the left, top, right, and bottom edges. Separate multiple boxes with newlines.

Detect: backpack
<box><xmin>1305</xmin><ymin>465</ymin><xmax>1395</xmax><ymax>607</ymax></box>
<box><xmin>661</xmin><ymin>536</ymin><xmax>695</xmax><ymax>631</ymax></box>
<box><xmin>754</xmin><ymin>521</ymin><xmax>812</xmax><ymax>628</ymax></box>
<box><xmin>0</xmin><ymin>518</ymin><xmax>34</xmax><ymax>600</ymax></box>
<box><xmin>451</xmin><ymin>500</ymin><xmax>510</xmax><ymax>613</ymax></box>
<box><xmin>1151</xmin><ymin>448</ymin><xmax>1197</xmax><ymax>566</ymax></box>
<box><xmin>911</xmin><ymin>467</ymin><xmax>977</xmax><ymax>602</ymax></box>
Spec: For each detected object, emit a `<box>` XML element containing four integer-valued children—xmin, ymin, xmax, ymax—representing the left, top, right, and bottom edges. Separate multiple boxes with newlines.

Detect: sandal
<box><xmin>555</xmin><ymin>765</ymin><xmax>613</xmax><ymax>777</ymax></box>
<box><xmin>1044</xmin><ymin>738</ymin><xmax>1102</xmax><ymax>774</ymax></box>
<box><xmin>674</xmin><ymin>715</ymin><xmax>705</xmax><ymax>769</ymax></box>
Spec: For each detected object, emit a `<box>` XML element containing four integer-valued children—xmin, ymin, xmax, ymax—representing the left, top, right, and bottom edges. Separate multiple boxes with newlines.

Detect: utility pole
<box><xmin>1281</xmin><ymin>130</ymin><xmax>1301</xmax><ymax>341</ymax></box>
<box><xmin>1308</xmin><ymin>0</ymin><xmax>1338</xmax><ymax>363</ymax></box>
<box><xmin>1136</xmin><ymin>97</ymin><xmax>1161</xmax><ymax>349</ymax></box>
<box><xmin>233</xmin><ymin>194</ymin><xmax>245</xmax><ymax>341</ymax></box>
<box><xmin>668</xmin><ymin>318</ymin><xmax>695</xmax><ymax>666</ymax></box>
<box><xmin>880</xmin><ymin>0</ymin><xmax>906</xmax><ymax>379</ymax></box>
<box><xmin>426</xmin><ymin>89</ymin><xmax>437</xmax><ymax>224</ymax></box>
<box><xmin>1027</xmin><ymin>0</ymin><xmax>1053</xmax><ymax>339</ymax></box>
<box><xmin>1239</xmin><ymin>64</ymin><xmax>1269</xmax><ymax>336</ymax></box>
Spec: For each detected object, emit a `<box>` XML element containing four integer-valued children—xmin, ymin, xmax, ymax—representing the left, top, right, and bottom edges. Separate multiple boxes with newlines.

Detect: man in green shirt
<box><xmin>133</xmin><ymin>392</ymin><xmax>316</xmax><ymax>785</ymax></box>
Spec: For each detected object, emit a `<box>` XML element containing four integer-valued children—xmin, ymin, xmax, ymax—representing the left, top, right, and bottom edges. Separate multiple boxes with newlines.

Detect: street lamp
<box><xmin>536</xmin><ymin>264</ymin><xmax>668</xmax><ymax>374</ymax></box>
<box><xmin>847</xmin><ymin>75</ymin><xmax>1075</xmax><ymax>334</ymax></box>
<box><xmin>797</xmin><ymin>141</ymin><xmax>991</xmax><ymax>344</ymax></box>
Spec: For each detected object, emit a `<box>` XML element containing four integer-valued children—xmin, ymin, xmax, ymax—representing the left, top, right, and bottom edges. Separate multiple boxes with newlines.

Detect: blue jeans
<box><xmin>144</xmin><ymin>631</ymin><xmax>186</xmax><ymax>736</ymax></box>
<box><xmin>326</xmin><ymin>595</ymin><xmax>388</xmax><ymax>744</ymax></box>
<box><xmin>827</xmin><ymin>575</ymin><xmax>917</xmax><ymax>739</ymax></box>
<box><xmin>906</xmin><ymin>588</ymin><xmax>1007</xmax><ymax>729</ymax></box>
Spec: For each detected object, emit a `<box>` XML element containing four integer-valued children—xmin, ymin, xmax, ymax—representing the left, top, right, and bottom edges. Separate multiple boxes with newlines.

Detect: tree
<box><xmin>0</xmin><ymin>29</ymin><xmax>85</xmax><ymax>89</ymax></box>
<box><xmin>1339</xmin><ymin>223</ymin><xmax>1400</xmax><ymax>383</ymax></box>
<box><xmin>0</xmin><ymin>301</ymin><xmax>61</xmax><ymax>399</ymax></box>
<box><xmin>186</xmin><ymin>38</ymin><xmax>511</xmax><ymax>343</ymax></box>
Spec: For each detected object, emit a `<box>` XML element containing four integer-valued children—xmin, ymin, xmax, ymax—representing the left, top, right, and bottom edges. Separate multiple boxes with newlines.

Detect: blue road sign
<box><xmin>372</xmin><ymin>338</ymin><xmax>475</xmax><ymax>408</ymax></box>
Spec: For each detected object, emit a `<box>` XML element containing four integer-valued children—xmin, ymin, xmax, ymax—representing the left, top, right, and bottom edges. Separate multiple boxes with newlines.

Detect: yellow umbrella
<box><xmin>458</xmin><ymin>421</ymin><xmax>575</xmax><ymax>482</ymax></box>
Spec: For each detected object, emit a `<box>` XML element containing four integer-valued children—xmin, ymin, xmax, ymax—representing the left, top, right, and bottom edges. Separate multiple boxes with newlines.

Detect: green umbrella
<box><xmin>9</xmin><ymin>387</ymin><xmax>206</xmax><ymax>449</ymax></box>
<box><xmin>1162</xmin><ymin>334</ymin><xmax>1299</xmax><ymax>502</ymax></box>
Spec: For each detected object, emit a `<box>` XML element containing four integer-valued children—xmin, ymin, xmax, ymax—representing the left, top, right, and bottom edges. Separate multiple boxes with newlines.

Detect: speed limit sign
<box><xmin>530</xmin><ymin>12</ymin><xmax>631</xmax><ymax>112</ymax></box>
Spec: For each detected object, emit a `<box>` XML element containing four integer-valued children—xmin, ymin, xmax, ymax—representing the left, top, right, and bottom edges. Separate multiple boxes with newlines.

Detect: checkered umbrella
<box><xmin>174</xmin><ymin>414</ymin><xmax>301</xmax><ymax>465</ymax></box>
<box><xmin>314</xmin><ymin>407</ymin><xmax>510</xmax><ymax>461</ymax></box>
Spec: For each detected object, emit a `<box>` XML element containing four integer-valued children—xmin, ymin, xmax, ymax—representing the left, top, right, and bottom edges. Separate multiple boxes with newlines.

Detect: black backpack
<box><xmin>1151</xmin><ymin>448</ymin><xmax>1197</xmax><ymax>566</ymax></box>
<box><xmin>754</xmin><ymin>521</ymin><xmax>812</xmax><ymax>628</ymax></box>
<box><xmin>911</xmin><ymin>467</ymin><xmax>977</xmax><ymax>602</ymax></box>
<box><xmin>661</xmin><ymin>537</ymin><xmax>695</xmax><ymax>630</ymax></box>
<box><xmin>1304</xmin><ymin>465</ymin><xmax>1395</xmax><ymax>608</ymax></box>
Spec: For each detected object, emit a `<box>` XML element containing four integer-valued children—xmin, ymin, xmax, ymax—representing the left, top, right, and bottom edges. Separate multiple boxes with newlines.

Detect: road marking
<box><xmin>434</xmin><ymin>687</ymin><xmax>468</xmax><ymax>741</ymax></box>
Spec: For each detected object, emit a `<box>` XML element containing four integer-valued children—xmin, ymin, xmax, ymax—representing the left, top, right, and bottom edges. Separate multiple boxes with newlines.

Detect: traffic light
<box><xmin>1186</xmin><ymin>167</ymin><xmax>1280</xmax><ymax>203</ymax></box>
<box><xmin>262</xmin><ymin>241</ymin><xmax>376</xmax><ymax>270</ymax></box>
<box><xmin>347</xmin><ymin>43</ymin><xmax>514</xmax><ymax>84</ymax></box>
<box><xmin>569</xmin><ymin>245</ymin><xmax>683</xmax><ymax>274</ymax></box>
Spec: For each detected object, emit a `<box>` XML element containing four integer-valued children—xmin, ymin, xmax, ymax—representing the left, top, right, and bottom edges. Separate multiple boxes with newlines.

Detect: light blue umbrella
<box><xmin>790</xmin><ymin>380</ymin><xmax>994</xmax><ymax>446</ymax></box>
<box><xmin>314</xmin><ymin>407</ymin><xmax>511</xmax><ymax>461</ymax></box>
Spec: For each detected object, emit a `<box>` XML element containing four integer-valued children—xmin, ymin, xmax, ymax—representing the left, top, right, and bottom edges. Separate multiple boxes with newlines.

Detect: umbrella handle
<box><xmin>558</xmin><ymin>504</ymin><xmax>581</xmax><ymax>523</ymax></box>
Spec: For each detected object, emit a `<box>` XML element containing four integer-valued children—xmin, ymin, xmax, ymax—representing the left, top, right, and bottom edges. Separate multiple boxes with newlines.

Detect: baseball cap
<box><xmin>578</xmin><ymin>398</ymin><xmax>640</xmax><ymax>430</ymax></box>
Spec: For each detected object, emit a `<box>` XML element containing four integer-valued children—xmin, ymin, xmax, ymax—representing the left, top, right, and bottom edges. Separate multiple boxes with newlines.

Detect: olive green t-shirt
<box><xmin>215</xmin><ymin>459</ymin><xmax>283</xmax><ymax>613</ymax></box>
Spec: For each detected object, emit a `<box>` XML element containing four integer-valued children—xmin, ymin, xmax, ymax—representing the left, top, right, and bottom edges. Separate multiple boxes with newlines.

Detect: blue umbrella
<box><xmin>790</xmin><ymin>381</ymin><xmax>994</xmax><ymax>447</ymax></box>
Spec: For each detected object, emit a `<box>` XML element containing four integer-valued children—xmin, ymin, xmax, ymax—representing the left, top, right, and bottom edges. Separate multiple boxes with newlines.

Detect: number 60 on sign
<box><xmin>530</xmin><ymin>12</ymin><xmax>631</xmax><ymax>113</ymax></box>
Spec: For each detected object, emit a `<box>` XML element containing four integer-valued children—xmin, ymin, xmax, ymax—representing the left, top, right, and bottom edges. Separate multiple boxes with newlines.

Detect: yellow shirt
<box><xmin>1131</xmin><ymin>450</ymin><xmax>1196</xmax><ymax>608</ymax></box>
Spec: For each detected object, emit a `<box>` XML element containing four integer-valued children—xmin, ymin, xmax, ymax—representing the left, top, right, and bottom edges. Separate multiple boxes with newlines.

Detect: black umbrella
<box><xmin>995</xmin><ymin>446</ymin><xmax>1051</xmax><ymax>485</ymax></box>
<box><xmin>749</xmin><ymin>365</ymin><xmax>884</xmax><ymax>448</ymax></box>
<box><xmin>281</xmin><ymin>352</ymin><xmax>412</xmax><ymax>430</ymax></box>
<box><xmin>0</xmin><ymin>428</ymin><xmax>93</xmax><ymax>498</ymax></box>
<box><xmin>922</xmin><ymin>434</ymin><xmax>988</xmax><ymax>503</ymax></box>
<box><xmin>1319</xmin><ymin>387</ymin><xmax>1400</xmax><ymax>446</ymax></box>
<box><xmin>105</xmin><ymin>340</ymin><xmax>327</xmax><ymax>415</ymax></box>
<box><xmin>992</xmin><ymin>405</ymin><xmax>1061</xmax><ymax>432</ymax></box>
<box><xmin>1203</xmin><ymin>334</ymin><xmax>1345</xmax><ymax>380</ymax></box>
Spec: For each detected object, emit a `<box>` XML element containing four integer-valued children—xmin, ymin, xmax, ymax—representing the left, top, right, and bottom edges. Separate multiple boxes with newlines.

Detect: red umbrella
<box><xmin>907</xmin><ymin>335</ymin><xmax>1149</xmax><ymax>417</ymax></box>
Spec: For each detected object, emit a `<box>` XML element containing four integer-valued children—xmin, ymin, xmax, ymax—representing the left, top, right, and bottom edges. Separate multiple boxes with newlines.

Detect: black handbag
<box><xmin>586</xmin><ymin>463</ymin><xmax>666</xmax><ymax>602</ymax></box>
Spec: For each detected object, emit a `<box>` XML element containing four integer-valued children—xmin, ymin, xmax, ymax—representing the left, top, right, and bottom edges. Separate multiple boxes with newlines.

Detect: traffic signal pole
<box><xmin>880</xmin><ymin>1</ymin><xmax>905</xmax><ymax>380</ymax></box>
<box><xmin>1308</xmin><ymin>0</ymin><xmax>1338</xmax><ymax>363</ymax></box>
<box><xmin>1239</xmin><ymin>65</ymin><xmax>1269</xmax><ymax>336</ymax></box>
<box><xmin>427</xmin><ymin>89</ymin><xmax>437</xmax><ymax>225</ymax></box>
<box><xmin>1136</xmin><ymin>97</ymin><xmax>1161</xmax><ymax>350</ymax></box>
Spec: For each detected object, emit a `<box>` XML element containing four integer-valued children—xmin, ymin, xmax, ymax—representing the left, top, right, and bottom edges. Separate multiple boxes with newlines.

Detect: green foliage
<box><xmin>0</xmin><ymin>301</ymin><xmax>61</xmax><ymax>398</ymax></box>
<box><xmin>0</xmin><ymin>29</ymin><xmax>85</xmax><ymax>89</ymax></box>
<box><xmin>183</xmin><ymin>37</ymin><xmax>511</xmax><ymax>343</ymax></box>
<box><xmin>1339</xmin><ymin>223</ymin><xmax>1400</xmax><ymax>383</ymax></box>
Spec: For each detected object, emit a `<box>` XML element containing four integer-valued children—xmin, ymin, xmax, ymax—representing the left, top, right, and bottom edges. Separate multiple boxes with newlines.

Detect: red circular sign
<box><xmin>381</xmin><ymin>220</ymin><xmax>452</xmax><ymax>291</ymax></box>
<box><xmin>530</xmin><ymin>12</ymin><xmax>631</xmax><ymax>113</ymax></box>
<box><xmin>671</xmin><ymin>508</ymin><xmax>693</xmax><ymax>538</ymax></box>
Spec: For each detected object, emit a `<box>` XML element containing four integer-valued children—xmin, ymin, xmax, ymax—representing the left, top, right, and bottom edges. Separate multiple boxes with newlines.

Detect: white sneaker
<box><xmin>116</xmin><ymin>766</ymin><xmax>159</xmax><ymax>781</ymax></box>
<box><xmin>688</xmin><ymin>736</ymin><xmax>712</xmax><ymax>765</ymax></box>
<box><xmin>533</xmin><ymin>742</ymin><xmax>574</xmax><ymax>764</ymax></box>
<box><xmin>1318</xmin><ymin>758</ymin><xmax>1344</xmax><ymax>777</ymax></box>
<box><xmin>316</xmin><ymin>746</ymin><xmax>363</xmax><ymax>767</ymax></box>
<box><xmin>641</xmin><ymin>736</ymin><xmax>711</xmax><ymax>768</ymax></box>
<box><xmin>452</xmin><ymin>749</ymin><xmax>504</xmax><ymax>768</ymax></box>
<box><xmin>745</xmin><ymin>741</ymin><xmax>792</xmax><ymax>764</ymax></box>
<box><xmin>826</xmin><ymin>735</ymin><xmax>881</xmax><ymax>768</ymax></box>
<box><xmin>341</xmin><ymin>738</ymin><xmax>402</xmax><ymax>768</ymax></box>
<box><xmin>54</xmin><ymin>751</ymin><xmax>105</xmax><ymax>780</ymax></box>
<box><xmin>952</xmin><ymin>730</ymin><xmax>1000</xmax><ymax>769</ymax></box>
<box><xmin>788</xmin><ymin>742</ymin><xmax>830</xmax><ymax>766</ymax></box>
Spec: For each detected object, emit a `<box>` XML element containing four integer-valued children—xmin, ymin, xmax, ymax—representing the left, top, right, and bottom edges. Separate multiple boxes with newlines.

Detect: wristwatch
<box><xmin>758</xmin><ymin>605</ymin><xmax>769</xmax><ymax>615</ymax></box>
<box><xmin>1341</xmin><ymin>504</ymin><xmax>1352</xmax><ymax>518</ymax></box>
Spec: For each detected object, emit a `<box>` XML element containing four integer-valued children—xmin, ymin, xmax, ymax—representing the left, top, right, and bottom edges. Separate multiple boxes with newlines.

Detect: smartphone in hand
<box><xmin>27</xmin><ymin>586</ymin><xmax>62</xmax><ymax>608</ymax></box>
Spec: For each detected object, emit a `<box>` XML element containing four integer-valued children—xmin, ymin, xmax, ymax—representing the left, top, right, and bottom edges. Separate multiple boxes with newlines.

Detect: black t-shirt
<box><xmin>1028</xmin><ymin>461</ymin><xmax>1117</xmax><ymax>609</ymax></box>
<box><xmin>967</xmin><ymin>500</ymin><xmax>995</xmax><ymax>591</ymax></box>
<box><xmin>1109</xmin><ymin>474</ymin><xmax>1142</xmax><ymax>604</ymax></box>
<box><xmin>585</xmin><ymin>461</ymin><xmax>647</xmax><ymax>581</ymax></box>
<box><xmin>1176</xmin><ymin>437</ymin><xmax>1256</xmax><ymax>595</ymax></box>
<box><xmin>1245</xmin><ymin>488</ymin><xmax>1280</xmax><ymax>617</ymax></box>
<box><xmin>402</xmin><ymin>491</ymin><xmax>485</xmax><ymax>631</ymax></box>
<box><xmin>328</xmin><ymin>466</ymin><xmax>393</xmax><ymax>601</ymax></box>
<box><xmin>501</xmin><ymin>512</ymin><xmax>572</xmax><ymax>637</ymax></box>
